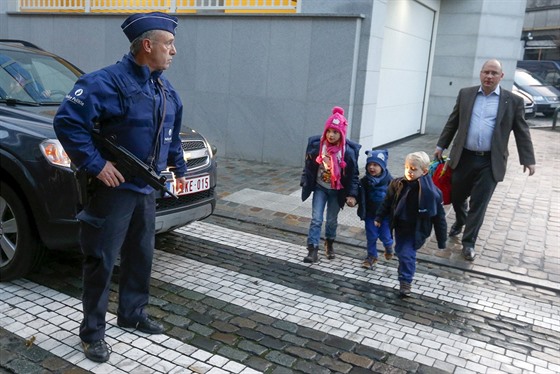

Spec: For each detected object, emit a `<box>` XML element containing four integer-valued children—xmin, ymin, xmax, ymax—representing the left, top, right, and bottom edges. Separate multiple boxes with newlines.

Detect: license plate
<box><xmin>165</xmin><ymin>175</ymin><xmax>210</xmax><ymax>197</ymax></box>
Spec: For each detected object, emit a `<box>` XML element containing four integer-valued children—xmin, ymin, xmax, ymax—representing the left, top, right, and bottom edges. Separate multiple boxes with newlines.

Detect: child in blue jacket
<box><xmin>300</xmin><ymin>106</ymin><xmax>361</xmax><ymax>263</ymax></box>
<box><xmin>375</xmin><ymin>151</ymin><xmax>447</xmax><ymax>296</ymax></box>
<box><xmin>357</xmin><ymin>149</ymin><xmax>394</xmax><ymax>268</ymax></box>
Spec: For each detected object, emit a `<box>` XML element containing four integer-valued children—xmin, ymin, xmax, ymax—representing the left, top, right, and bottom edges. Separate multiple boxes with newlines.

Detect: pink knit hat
<box><xmin>322</xmin><ymin>106</ymin><xmax>348</xmax><ymax>140</ymax></box>
<box><xmin>320</xmin><ymin>105</ymin><xmax>347</xmax><ymax>147</ymax></box>
<box><xmin>316</xmin><ymin>106</ymin><xmax>349</xmax><ymax>172</ymax></box>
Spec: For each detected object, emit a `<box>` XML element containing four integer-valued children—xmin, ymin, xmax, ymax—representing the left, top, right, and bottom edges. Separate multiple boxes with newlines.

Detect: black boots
<box><xmin>325</xmin><ymin>239</ymin><xmax>335</xmax><ymax>259</ymax></box>
<box><xmin>303</xmin><ymin>240</ymin><xmax>335</xmax><ymax>263</ymax></box>
<box><xmin>303</xmin><ymin>244</ymin><xmax>319</xmax><ymax>263</ymax></box>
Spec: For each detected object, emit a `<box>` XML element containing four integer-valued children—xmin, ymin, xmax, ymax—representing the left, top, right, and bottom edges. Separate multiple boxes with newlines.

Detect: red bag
<box><xmin>432</xmin><ymin>161</ymin><xmax>452</xmax><ymax>205</ymax></box>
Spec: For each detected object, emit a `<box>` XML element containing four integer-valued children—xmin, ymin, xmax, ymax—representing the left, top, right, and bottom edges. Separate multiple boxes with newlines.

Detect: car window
<box><xmin>514</xmin><ymin>70</ymin><xmax>546</xmax><ymax>86</ymax></box>
<box><xmin>544</xmin><ymin>70</ymin><xmax>560</xmax><ymax>86</ymax></box>
<box><xmin>0</xmin><ymin>49</ymin><xmax>80</xmax><ymax>104</ymax></box>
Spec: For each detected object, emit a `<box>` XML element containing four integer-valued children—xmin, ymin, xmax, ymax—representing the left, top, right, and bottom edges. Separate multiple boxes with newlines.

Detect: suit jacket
<box><xmin>436</xmin><ymin>86</ymin><xmax>535</xmax><ymax>182</ymax></box>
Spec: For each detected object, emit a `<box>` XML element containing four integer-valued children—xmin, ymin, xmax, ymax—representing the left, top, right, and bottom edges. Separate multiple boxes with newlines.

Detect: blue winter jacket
<box><xmin>300</xmin><ymin>135</ymin><xmax>361</xmax><ymax>208</ymax></box>
<box><xmin>375</xmin><ymin>174</ymin><xmax>447</xmax><ymax>249</ymax></box>
<box><xmin>357</xmin><ymin>169</ymin><xmax>393</xmax><ymax>220</ymax></box>
<box><xmin>54</xmin><ymin>53</ymin><xmax>187</xmax><ymax>194</ymax></box>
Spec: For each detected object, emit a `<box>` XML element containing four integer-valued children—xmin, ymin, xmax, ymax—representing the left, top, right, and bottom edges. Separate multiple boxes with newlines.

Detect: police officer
<box><xmin>54</xmin><ymin>12</ymin><xmax>187</xmax><ymax>363</ymax></box>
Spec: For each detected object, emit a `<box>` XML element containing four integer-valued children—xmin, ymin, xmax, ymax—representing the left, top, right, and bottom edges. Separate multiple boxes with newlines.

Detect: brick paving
<box><xmin>215</xmin><ymin>122</ymin><xmax>560</xmax><ymax>291</ymax></box>
<box><xmin>1</xmin><ymin>117</ymin><xmax>559</xmax><ymax>373</ymax></box>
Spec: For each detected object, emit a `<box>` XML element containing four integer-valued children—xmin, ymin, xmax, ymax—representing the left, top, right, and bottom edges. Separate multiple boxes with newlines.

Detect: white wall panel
<box><xmin>372</xmin><ymin>0</ymin><xmax>435</xmax><ymax>146</ymax></box>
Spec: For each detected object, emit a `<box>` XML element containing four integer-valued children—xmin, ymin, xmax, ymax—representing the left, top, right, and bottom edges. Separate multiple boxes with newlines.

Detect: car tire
<box><xmin>0</xmin><ymin>182</ymin><xmax>45</xmax><ymax>282</ymax></box>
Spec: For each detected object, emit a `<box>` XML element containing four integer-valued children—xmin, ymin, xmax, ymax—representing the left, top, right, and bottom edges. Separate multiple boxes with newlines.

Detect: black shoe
<box><xmin>81</xmin><ymin>340</ymin><xmax>110</xmax><ymax>363</ymax></box>
<box><xmin>118</xmin><ymin>317</ymin><xmax>164</xmax><ymax>334</ymax></box>
<box><xmin>462</xmin><ymin>246</ymin><xmax>476</xmax><ymax>261</ymax></box>
<box><xmin>449</xmin><ymin>225</ymin><xmax>463</xmax><ymax>237</ymax></box>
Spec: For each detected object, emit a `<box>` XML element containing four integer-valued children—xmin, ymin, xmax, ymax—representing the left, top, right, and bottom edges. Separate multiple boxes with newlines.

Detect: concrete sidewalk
<box><xmin>213</xmin><ymin>120</ymin><xmax>559</xmax><ymax>292</ymax></box>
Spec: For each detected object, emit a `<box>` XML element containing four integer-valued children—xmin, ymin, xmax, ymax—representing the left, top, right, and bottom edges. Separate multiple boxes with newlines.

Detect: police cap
<box><xmin>121</xmin><ymin>12</ymin><xmax>178</xmax><ymax>43</ymax></box>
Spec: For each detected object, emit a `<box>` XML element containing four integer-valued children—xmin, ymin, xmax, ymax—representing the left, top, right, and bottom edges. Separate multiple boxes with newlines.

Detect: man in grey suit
<box><xmin>434</xmin><ymin>59</ymin><xmax>536</xmax><ymax>261</ymax></box>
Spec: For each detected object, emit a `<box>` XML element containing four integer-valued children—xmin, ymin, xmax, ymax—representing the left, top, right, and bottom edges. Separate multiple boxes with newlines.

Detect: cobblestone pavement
<box><xmin>216</xmin><ymin>119</ymin><xmax>559</xmax><ymax>291</ymax></box>
<box><xmin>1</xmin><ymin>117</ymin><xmax>558</xmax><ymax>374</ymax></box>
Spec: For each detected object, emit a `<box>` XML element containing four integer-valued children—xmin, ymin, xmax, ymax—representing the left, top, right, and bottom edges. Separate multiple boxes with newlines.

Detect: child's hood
<box><xmin>418</xmin><ymin>174</ymin><xmax>442</xmax><ymax>217</ymax></box>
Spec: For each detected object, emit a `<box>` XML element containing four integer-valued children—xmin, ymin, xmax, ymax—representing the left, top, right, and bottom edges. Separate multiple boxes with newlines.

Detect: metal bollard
<box><xmin>553</xmin><ymin>106</ymin><xmax>560</xmax><ymax>130</ymax></box>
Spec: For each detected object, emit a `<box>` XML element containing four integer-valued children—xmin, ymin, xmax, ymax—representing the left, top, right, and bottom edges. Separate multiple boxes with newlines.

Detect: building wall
<box><xmin>0</xmin><ymin>0</ymin><xmax>529</xmax><ymax>165</ymax></box>
<box><xmin>522</xmin><ymin>0</ymin><xmax>560</xmax><ymax>60</ymax></box>
<box><xmin>425</xmin><ymin>0</ymin><xmax>527</xmax><ymax>134</ymax></box>
<box><xmin>0</xmin><ymin>12</ymin><xmax>362</xmax><ymax>166</ymax></box>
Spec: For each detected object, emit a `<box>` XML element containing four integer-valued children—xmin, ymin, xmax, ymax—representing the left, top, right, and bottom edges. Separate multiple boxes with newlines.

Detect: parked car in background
<box><xmin>512</xmin><ymin>85</ymin><xmax>536</xmax><ymax>119</ymax></box>
<box><xmin>517</xmin><ymin>60</ymin><xmax>560</xmax><ymax>90</ymax></box>
<box><xmin>0</xmin><ymin>40</ymin><xmax>217</xmax><ymax>281</ymax></box>
<box><xmin>514</xmin><ymin>68</ymin><xmax>560</xmax><ymax>117</ymax></box>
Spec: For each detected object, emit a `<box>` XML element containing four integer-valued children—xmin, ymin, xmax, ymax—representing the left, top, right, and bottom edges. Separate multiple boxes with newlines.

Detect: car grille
<box><xmin>156</xmin><ymin>188</ymin><xmax>214</xmax><ymax>211</ymax></box>
<box><xmin>188</xmin><ymin>157</ymin><xmax>208</xmax><ymax>169</ymax></box>
<box><xmin>182</xmin><ymin>140</ymin><xmax>210</xmax><ymax>170</ymax></box>
<box><xmin>182</xmin><ymin>140</ymin><xmax>205</xmax><ymax>150</ymax></box>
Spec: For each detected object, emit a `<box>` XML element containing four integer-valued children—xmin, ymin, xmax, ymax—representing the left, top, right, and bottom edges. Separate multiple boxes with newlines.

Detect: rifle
<box><xmin>72</xmin><ymin>163</ymin><xmax>94</xmax><ymax>209</ymax></box>
<box><xmin>91</xmin><ymin>130</ymin><xmax>178</xmax><ymax>199</ymax></box>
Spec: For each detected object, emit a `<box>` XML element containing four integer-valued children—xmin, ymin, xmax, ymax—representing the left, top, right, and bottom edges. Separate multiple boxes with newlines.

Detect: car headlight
<box><xmin>532</xmin><ymin>95</ymin><xmax>544</xmax><ymax>102</ymax></box>
<box><xmin>40</xmin><ymin>139</ymin><xmax>72</xmax><ymax>168</ymax></box>
<box><xmin>206</xmin><ymin>140</ymin><xmax>216</xmax><ymax>158</ymax></box>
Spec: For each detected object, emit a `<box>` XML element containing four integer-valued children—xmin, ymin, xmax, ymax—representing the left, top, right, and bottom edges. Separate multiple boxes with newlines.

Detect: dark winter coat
<box><xmin>376</xmin><ymin>174</ymin><xmax>447</xmax><ymax>249</ymax></box>
<box><xmin>357</xmin><ymin>169</ymin><xmax>393</xmax><ymax>220</ymax></box>
<box><xmin>300</xmin><ymin>135</ymin><xmax>361</xmax><ymax>209</ymax></box>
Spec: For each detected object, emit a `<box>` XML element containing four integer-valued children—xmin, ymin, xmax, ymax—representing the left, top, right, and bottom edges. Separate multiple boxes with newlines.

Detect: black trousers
<box><xmin>451</xmin><ymin>150</ymin><xmax>497</xmax><ymax>247</ymax></box>
<box><xmin>76</xmin><ymin>187</ymin><xmax>156</xmax><ymax>343</ymax></box>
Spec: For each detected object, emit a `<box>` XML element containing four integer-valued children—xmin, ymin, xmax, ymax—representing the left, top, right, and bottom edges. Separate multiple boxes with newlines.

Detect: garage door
<box><xmin>373</xmin><ymin>0</ymin><xmax>435</xmax><ymax>145</ymax></box>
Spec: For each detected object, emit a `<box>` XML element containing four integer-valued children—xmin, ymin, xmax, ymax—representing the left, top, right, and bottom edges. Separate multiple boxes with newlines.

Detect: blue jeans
<box><xmin>364</xmin><ymin>217</ymin><xmax>393</xmax><ymax>258</ymax></box>
<box><xmin>394</xmin><ymin>230</ymin><xmax>416</xmax><ymax>284</ymax></box>
<box><xmin>307</xmin><ymin>185</ymin><xmax>340</xmax><ymax>246</ymax></box>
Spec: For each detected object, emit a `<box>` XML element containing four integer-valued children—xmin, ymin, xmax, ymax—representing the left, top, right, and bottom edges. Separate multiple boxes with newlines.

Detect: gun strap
<box><xmin>100</xmin><ymin>66</ymin><xmax>166</xmax><ymax>172</ymax></box>
<box><xmin>147</xmin><ymin>77</ymin><xmax>167</xmax><ymax>169</ymax></box>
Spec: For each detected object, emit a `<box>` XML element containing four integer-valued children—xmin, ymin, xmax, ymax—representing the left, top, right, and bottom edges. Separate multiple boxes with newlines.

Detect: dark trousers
<box><xmin>394</xmin><ymin>230</ymin><xmax>416</xmax><ymax>284</ymax></box>
<box><xmin>451</xmin><ymin>151</ymin><xmax>497</xmax><ymax>247</ymax></box>
<box><xmin>76</xmin><ymin>187</ymin><xmax>156</xmax><ymax>343</ymax></box>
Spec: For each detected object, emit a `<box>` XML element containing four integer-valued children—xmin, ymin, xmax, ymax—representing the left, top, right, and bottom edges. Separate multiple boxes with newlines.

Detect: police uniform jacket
<box><xmin>300</xmin><ymin>135</ymin><xmax>361</xmax><ymax>209</ymax></box>
<box><xmin>54</xmin><ymin>53</ymin><xmax>187</xmax><ymax>194</ymax></box>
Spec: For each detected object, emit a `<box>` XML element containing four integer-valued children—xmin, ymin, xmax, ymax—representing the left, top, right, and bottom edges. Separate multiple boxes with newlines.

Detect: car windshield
<box><xmin>515</xmin><ymin>70</ymin><xmax>546</xmax><ymax>87</ymax></box>
<box><xmin>0</xmin><ymin>48</ymin><xmax>80</xmax><ymax>104</ymax></box>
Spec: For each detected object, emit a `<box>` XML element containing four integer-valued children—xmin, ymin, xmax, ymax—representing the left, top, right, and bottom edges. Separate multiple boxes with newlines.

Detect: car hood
<box><xmin>0</xmin><ymin>104</ymin><xmax>58</xmax><ymax>139</ymax></box>
<box><xmin>515</xmin><ymin>84</ymin><xmax>560</xmax><ymax>97</ymax></box>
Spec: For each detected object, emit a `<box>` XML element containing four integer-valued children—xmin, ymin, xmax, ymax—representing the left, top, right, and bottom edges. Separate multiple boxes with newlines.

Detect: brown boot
<box><xmin>399</xmin><ymin>281</ymin><xmax>411</xmax><ymax>297</ymax></box>
<box><xmin>384</xmin><ymin>247</ymin><xmax>394</xmax><ymax>261</ymax></box>
<box><xmin>325</xmin><ymin>239</ymin><xmax>335</xmax><ymax>259</ymax></box>
<box><xmin>303</xmin><ymin>244</ymin><xmax>319</xmax><ymax>263</ymax></box>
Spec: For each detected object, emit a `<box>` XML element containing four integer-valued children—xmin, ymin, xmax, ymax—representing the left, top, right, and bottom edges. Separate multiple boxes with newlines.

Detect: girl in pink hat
<box><xmin>300</xmin><ymin>106</ymin><xmax>362</xmax><ymax>263</ymax></box>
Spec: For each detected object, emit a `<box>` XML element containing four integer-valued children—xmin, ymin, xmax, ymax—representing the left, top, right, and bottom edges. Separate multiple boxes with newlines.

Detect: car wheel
<box><xmin>0</xmin><ymin>182</ymin><xmax>45</xmax><ymax>281</ymax></box>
